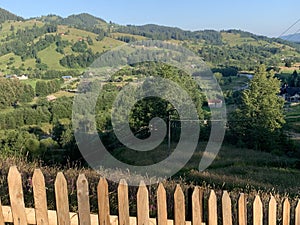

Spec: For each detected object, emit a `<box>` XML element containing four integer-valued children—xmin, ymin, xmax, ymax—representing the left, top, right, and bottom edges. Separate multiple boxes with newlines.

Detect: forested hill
<box><xmin>0</xmin><ymin>8</ymin><xmax>23</xmax><ymax>23</ymax></box>
<box><xmin>1</xmin><ymin>8</ymin><xmax>300</xmax><ymax>75</ymax></box>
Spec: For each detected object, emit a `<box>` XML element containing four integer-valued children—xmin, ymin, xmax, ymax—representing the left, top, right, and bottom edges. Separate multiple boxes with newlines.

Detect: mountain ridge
<box><xmin>281</xmin><ymin>33</ymin><xmax>300</xmax><ymax>43</ymax></box>
<box><xmin>0</xmin><ymin>7</ymin><xmax>300</xmax><ymax>75</ymax></box>
<box><xmin>0</xmin><ymin>7</ymin><xmax>24</xmax><ymax>23</ymax></box>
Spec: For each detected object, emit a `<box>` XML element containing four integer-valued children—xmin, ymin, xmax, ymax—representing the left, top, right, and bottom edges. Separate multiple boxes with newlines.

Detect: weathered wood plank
<box><xmin>137</xmin><ymin>181</ymin><xmax>149</xmax><ymax>225</ymax></box>
<box><xmin>118</xmin><ymin>179</ymin><xmax>130</xmax><ymax>225</ymax></box>
<box><xmin>157</xmin><ymin>183</ymin><xmax>167</xmax><ymax>225</ymax></box>
<box><xmin>208</xmin><ymin>190</ymin><xmax>217</xmax><ymax>225</ymax></box>
<box><xmin>192</xmin><ymin>187</ymin><xmax>202</xmax><ymax>225</ymax></box>
<box><xmin>7</xmin><ymin>166</ymin><xmax>28</xmax><ymax>225</ymax></box>
<box><xmin>222</xmin><ymin>191</ymin><xmax>232</xmax><ymax>225</ymax></box>
<box><xmin>268</xmin><ymin>195</ymin><xmax>276</xmax><ymax>225</ymax></box>
<box><xmin>0</xmin><ymin>200</ymin><xmax>5</xmax><ymax>225</ymax></box>
<box><xmin>238</xmin><ymin>193</ymin><xmax>246</xmax><ymax>225</ymax></box>
<box><xmin>174</xmin><ymin>185</ymin><xmax>185</xmax><ymax>225</ymax></box>
<box><xmin>1</xmin><ymin>206</ymin><xmax>122</xmax><ymax>225</ymax></box>
<box><xmin>253</xmin><ymin>195</ymin><xmax>262</xmax><ymax>225</ymax></box>
<box><xmin>55</xmin><ymin>172</ymin><xmax>70</xmax><ymax>225</ymax></box>
<box><xmin>77</xmin><ymin>174</ymin><xmax>91</xmax><ymax>225</ymax></box>
<box><xmin>32</xmin><ymin>169</ymin><xmax>49</xmax><ymax>225</ymax></box>
<box><xmin>98</xmin><ymin>177</ymin><xmax>110</xmax><ymax>225</ymax></box>
<box><xmin>295</xmin><ymin>200</ymin><xmax>300</xmax><ymax>225</ymax></box>
<box><xmin>282</xmin><ymin>198</ymin><xmax>290</xmax><ymax>225</ymax></box>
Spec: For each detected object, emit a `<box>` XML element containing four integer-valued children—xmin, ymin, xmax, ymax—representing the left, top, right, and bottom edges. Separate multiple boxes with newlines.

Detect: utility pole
<box><xmin>168</xmin><ymin>112</ymin><xmax>171</xmax><ymax>154</ymax></box>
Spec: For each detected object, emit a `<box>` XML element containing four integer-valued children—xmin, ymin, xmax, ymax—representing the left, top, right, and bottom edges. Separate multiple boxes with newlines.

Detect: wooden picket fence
<box><xmin>0</xmin><ymin>166</ymin><xmax>300</xmax><ymax>225</ymax></box>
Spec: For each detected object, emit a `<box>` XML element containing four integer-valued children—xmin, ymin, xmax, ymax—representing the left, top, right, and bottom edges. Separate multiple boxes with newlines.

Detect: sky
<box><xmin>0</xmin><ymin>0</ymin><xmax>299</xmax><ymax>37</ymax></box>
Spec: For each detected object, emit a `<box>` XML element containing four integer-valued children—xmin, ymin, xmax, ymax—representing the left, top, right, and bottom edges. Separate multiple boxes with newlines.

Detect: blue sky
<box><xmin>0</xmin><ymin>0</ymin><xmax>299</xmax><ymax>37</ymax></box>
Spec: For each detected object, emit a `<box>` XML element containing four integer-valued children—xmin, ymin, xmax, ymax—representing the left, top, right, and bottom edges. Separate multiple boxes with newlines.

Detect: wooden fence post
<box><xmin>192</xmin><ymin>187</ymin><xmax>203</xmax><ymax>225</ymax></box>
<box><xmin>268</xmin><ymin>196</ymin><xmax>276</xmax><ymax>225</ymax></box>
<box><xmin>137</xmin><ymin>181</ymin><xmax>149</xmax><ymax>225</ymax></box>
<box><xmin>0</xmin><ymin>199</ymin><xmax>5</xmax><ymax>225</ymax></box>
<box><xmin>295</xmin><ymin>200</ymin><xmax>300</xmax><ymax>225</ymax></box>
<box><xmin>77</xmin><ymin>174</ymin><xmax>91</xmax><ymax>225</ymax></box>
<box><xmin>118</xmin><ymin>179</ymin><xmax>130</xmax><ymax>225</ymax></box>
<box><xmin>253</xmin><ymin>195</ymin><xmax>262</xmax><ymax>225</ymax></box>
<box><xmin>238</xmin><ymin>193</ymin><xmax>247</xmax><ymax>225</ymax></box>
<box><xmin>8</xmin><ymin>166</ymin><xmax>27</xmax><ymax>225</ymax></box>
<box><xmin>32</xmin><ymin>169</ymin><xmax>49</xmax><ymax>225</ymax></box>
<box><xmin>157</xmin><ymin>183</ymin><xmax>167</xmax><ymax>225</ymax></box>
<box><xmin>98</xmin><ymin>178</ymin><xmax>110</xmax><ymax>225</ymax></box>
<box><xmin>282</xmin><ymin>198</ymin><xmax>290</xmax><ymax>225</ymax></box>
<box><xmin>55</xmin><ymin>172</ymin><xmax>71</xmax><ymax>225</ymax></box>
<box><xmin>208</xmin><ymin>190</ymin><xmax>217</xmax><ymax>225</ymax></box>
<box><xmin>222</xmin><ymin>191</ymin><xmax>232</xmax><ymax>225</ymax></box>
<box><xmin>174</xmin><ymin>185</ymin><xmax>185</xmax><ymax>225</ymax></box>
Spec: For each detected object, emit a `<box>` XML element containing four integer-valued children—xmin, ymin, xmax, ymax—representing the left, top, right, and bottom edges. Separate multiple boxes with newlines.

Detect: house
<box><xmin>17</xmin><ymin>75</ymin><xmax>28</xmax><ymax>80</ymax></box>
<box><xmin>280</xmin><ymin>85</ymin><xmax>300</xmax><ymax>102</ymax></box>
<box><xmin>208</xmin><ymin>99</ymin><xmax>223</xmax><ymax>108</ymax></box>
<box><xmin>62</xmin><ymin>76</ymin><xmax>73</xmax><ymax>80</ymax></box>
<box><xmin>46</xmin><ymin>95</ymin><xmax>57</xmax><ymax>102</ymax></box>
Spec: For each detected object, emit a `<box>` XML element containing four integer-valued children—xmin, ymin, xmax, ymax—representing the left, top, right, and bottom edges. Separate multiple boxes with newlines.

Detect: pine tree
<box><xmin>229</xmin><ymin>65</ymin><xmax>285</xmax><ymax>151</ymax></box>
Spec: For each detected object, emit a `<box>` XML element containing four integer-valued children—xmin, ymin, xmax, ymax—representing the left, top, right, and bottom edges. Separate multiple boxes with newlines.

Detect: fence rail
<box><xmin>0</xmin><ymin>166</ymin><xmax>299</xmax><ymax>225</ymax></box>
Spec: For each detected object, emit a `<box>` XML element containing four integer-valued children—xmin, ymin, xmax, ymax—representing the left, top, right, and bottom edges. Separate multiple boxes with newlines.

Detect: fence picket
<box><xmin>55</xmin><ymin>172</ymin><xmax>71</xmax><ymax>225</ymax></box>
<box><xmin>7</xmin><ymin>166</ymin><xmax>27</xmax><ymax>225</ymax></box>
<box><xmin>174</xmin><ymin>185</ymin><xmax>185</xmax><ymax>225</ymax></box>
<box><xmin>118</xmin><ymin>179</ymin><xmax>130</xmax><ymax>225</ymax></box>
<box><xmin>77</xmin><ymin>174</ymin><xmax>91</xmax><ymax>225</ymax></box>
<box><xmin>253</xmin><ymin>195</ymin><xmax>262</xmax><ymax>225</ymax></box>
<box><xmin>98</xmin><ymin>177</ymin><xmax>110</xmax><ymax>225</ymax></box>
<box><xmin>238</xmin><ymin>193</ymin><xmax>247</xmax><ymax>225</ymax></box>
<box><xmin>222</xmin><ymin>191</ymin><xmax>232</xmax><ymax>225</ymax></box>
<box><xmin>268</xmin><ymin>196</ymin><xmax>276</xmax><ymax>225</ymax></box>
<box><xmin>192</xmin><ymin>187</ymin><xmax>202</xmax><ymax>225</ymax></box>
<box><xmin>282</xmin><ymin>198</ymin><xmax>290</xmax><ymax>225</ymax></box>
<box><xmin>157</xmin><ymin>183</ymin><xmax>167</xmax><ymax>225</ymax></box>
<box><xmin>296</xmin><ymin>200</ymin><xmax>300</xmax><ymax>225</ymax></box>
<box><xmin>0</xmin><ymin>199</ymin><xmax>5</xmax><ymax>225</ymax></box>
<box><xmin>208</xmin><ymin>190</ymin><xmax>217</xmax><ymax>225</ymax></box>
<box><xmin>1</xmin><ymin>166</ymin><xmax>300</xmax><ymax>225</ymax></box>
<box><xmin>32</xmin><ymin>169</ymin><xmax>49</xmax><ymax>225</ymax></box>
<box><xmin>137</xmin><ymin>181</ymin><xmax>149</xmax><ymax>225</ymax></box>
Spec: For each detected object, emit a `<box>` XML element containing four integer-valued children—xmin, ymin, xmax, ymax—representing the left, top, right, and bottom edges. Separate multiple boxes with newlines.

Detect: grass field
<box><xmin>111</xmin><ymin>141</ymin><xmax>300</xmax><ymax>195</ymax></box>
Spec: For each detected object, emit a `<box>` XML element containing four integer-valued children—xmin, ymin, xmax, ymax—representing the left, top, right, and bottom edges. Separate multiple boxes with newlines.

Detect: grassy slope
<box><xmin>112</xmin><ymin>141</ymin><xmax>300</xmax><ymax>195</ymax></box>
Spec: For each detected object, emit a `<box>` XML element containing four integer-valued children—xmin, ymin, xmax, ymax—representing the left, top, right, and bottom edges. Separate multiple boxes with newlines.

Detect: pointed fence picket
<box><xmin>0</xmin><ymin>166</ymin><xmax>298</xmax><ymax>225</ymax></box>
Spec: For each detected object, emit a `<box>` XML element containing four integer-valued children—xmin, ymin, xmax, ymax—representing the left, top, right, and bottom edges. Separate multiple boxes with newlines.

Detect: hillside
<box><xmin>0</xmin><ymin>8</ymin><xmax>300</xmax><ymax>76</ymax></box>
<box><xmin>281</xmin><ymin>33</ymin><xmax>300</xmax><ymax>43</ymax></box>
<box><xmin>0</xmin><ymin>8</ymin><xmax>23</xmax><ymax>23</ymax></box>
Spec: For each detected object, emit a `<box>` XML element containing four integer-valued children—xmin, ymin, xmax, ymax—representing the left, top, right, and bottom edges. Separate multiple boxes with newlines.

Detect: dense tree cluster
<box><xmin>35</xmin><ymin>79</ymin><xmax>61</xmax><ymax>96</ymax></box>
<box><xmin>116</xmin><ymin>35</ymin><xmax>138</xmax><ymax>43</ymax></box>
<box><xmin>0</xmin><ymin>8</ymin><xmax>23</xmax><ymax>23</ymax></box>
<box><xmin>0</xmin><ymin>78</ymin><xmax>34</xmax><ymax>108</ymax></box>
<box><xmin>71</xmin><ymin>40</ymin><xmax>88</xmax><ymax>52</ymax></box>
<box><xmin>59</xmin><ymin>50</ymin><xmax>101</xmax><ymax>68</ymax></box>
<box><xmin>228</xmin><ymin>65</ymin><xmax>287</xmax><ymax>152</ymax></box>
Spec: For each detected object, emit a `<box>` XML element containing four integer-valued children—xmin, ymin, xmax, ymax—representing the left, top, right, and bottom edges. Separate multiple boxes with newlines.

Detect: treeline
<box><xmin>116</xmin><ymin>35</ymin><xmax>138</xmax><ymax>43</ymax></box>
<box><xmin>0</xmin><ymin>78</ymin><xmax>34</xmax><ymax>108</ymax></box>
<box><xmin>60</xmin><ymin>50</ymin><xmax>101</xmax><ymax>68</ymax></box>
<box><xmin>36</xmin><ymin>70</ymin><xmax>81</xmax><ymax>79</ymax></box>
<box><xmin>116</xmin><ymin>24</ymin><xmax>193</xmax><ymax>40</ymax></box>
<box><xmin>199</xmin><ymin>44</ymin><xmax>282</xmax><ymax>71</ymax></box>
<box><xmin>35</xmin><ymin>79</ymin><xmax>61</xmax><ymax>96</ymax></box>
<box><xmin>0</xmin><ymin>96</ymin><xmax>72</xmax><ymax>130</ymax></box>
<box><xmin>277</xmin><ymin>70</ymin><xmax>300</xmax><ymax>87</ymax></box>
<box><xmin>0</xmin><ymin>8</ymin><xmax>23</xmax><ymax>23</ymax></box>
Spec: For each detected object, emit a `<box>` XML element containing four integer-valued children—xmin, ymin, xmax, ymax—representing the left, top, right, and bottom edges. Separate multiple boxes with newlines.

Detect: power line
<box><xmin>283</xmin><ymin>27</ymin><xmax>300</xmax><ymax>42</ymax></box>
<box><xmin>278</xmin><ymin>18</ymin><xmax>300</xmax><ymax>38</ymax></box>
